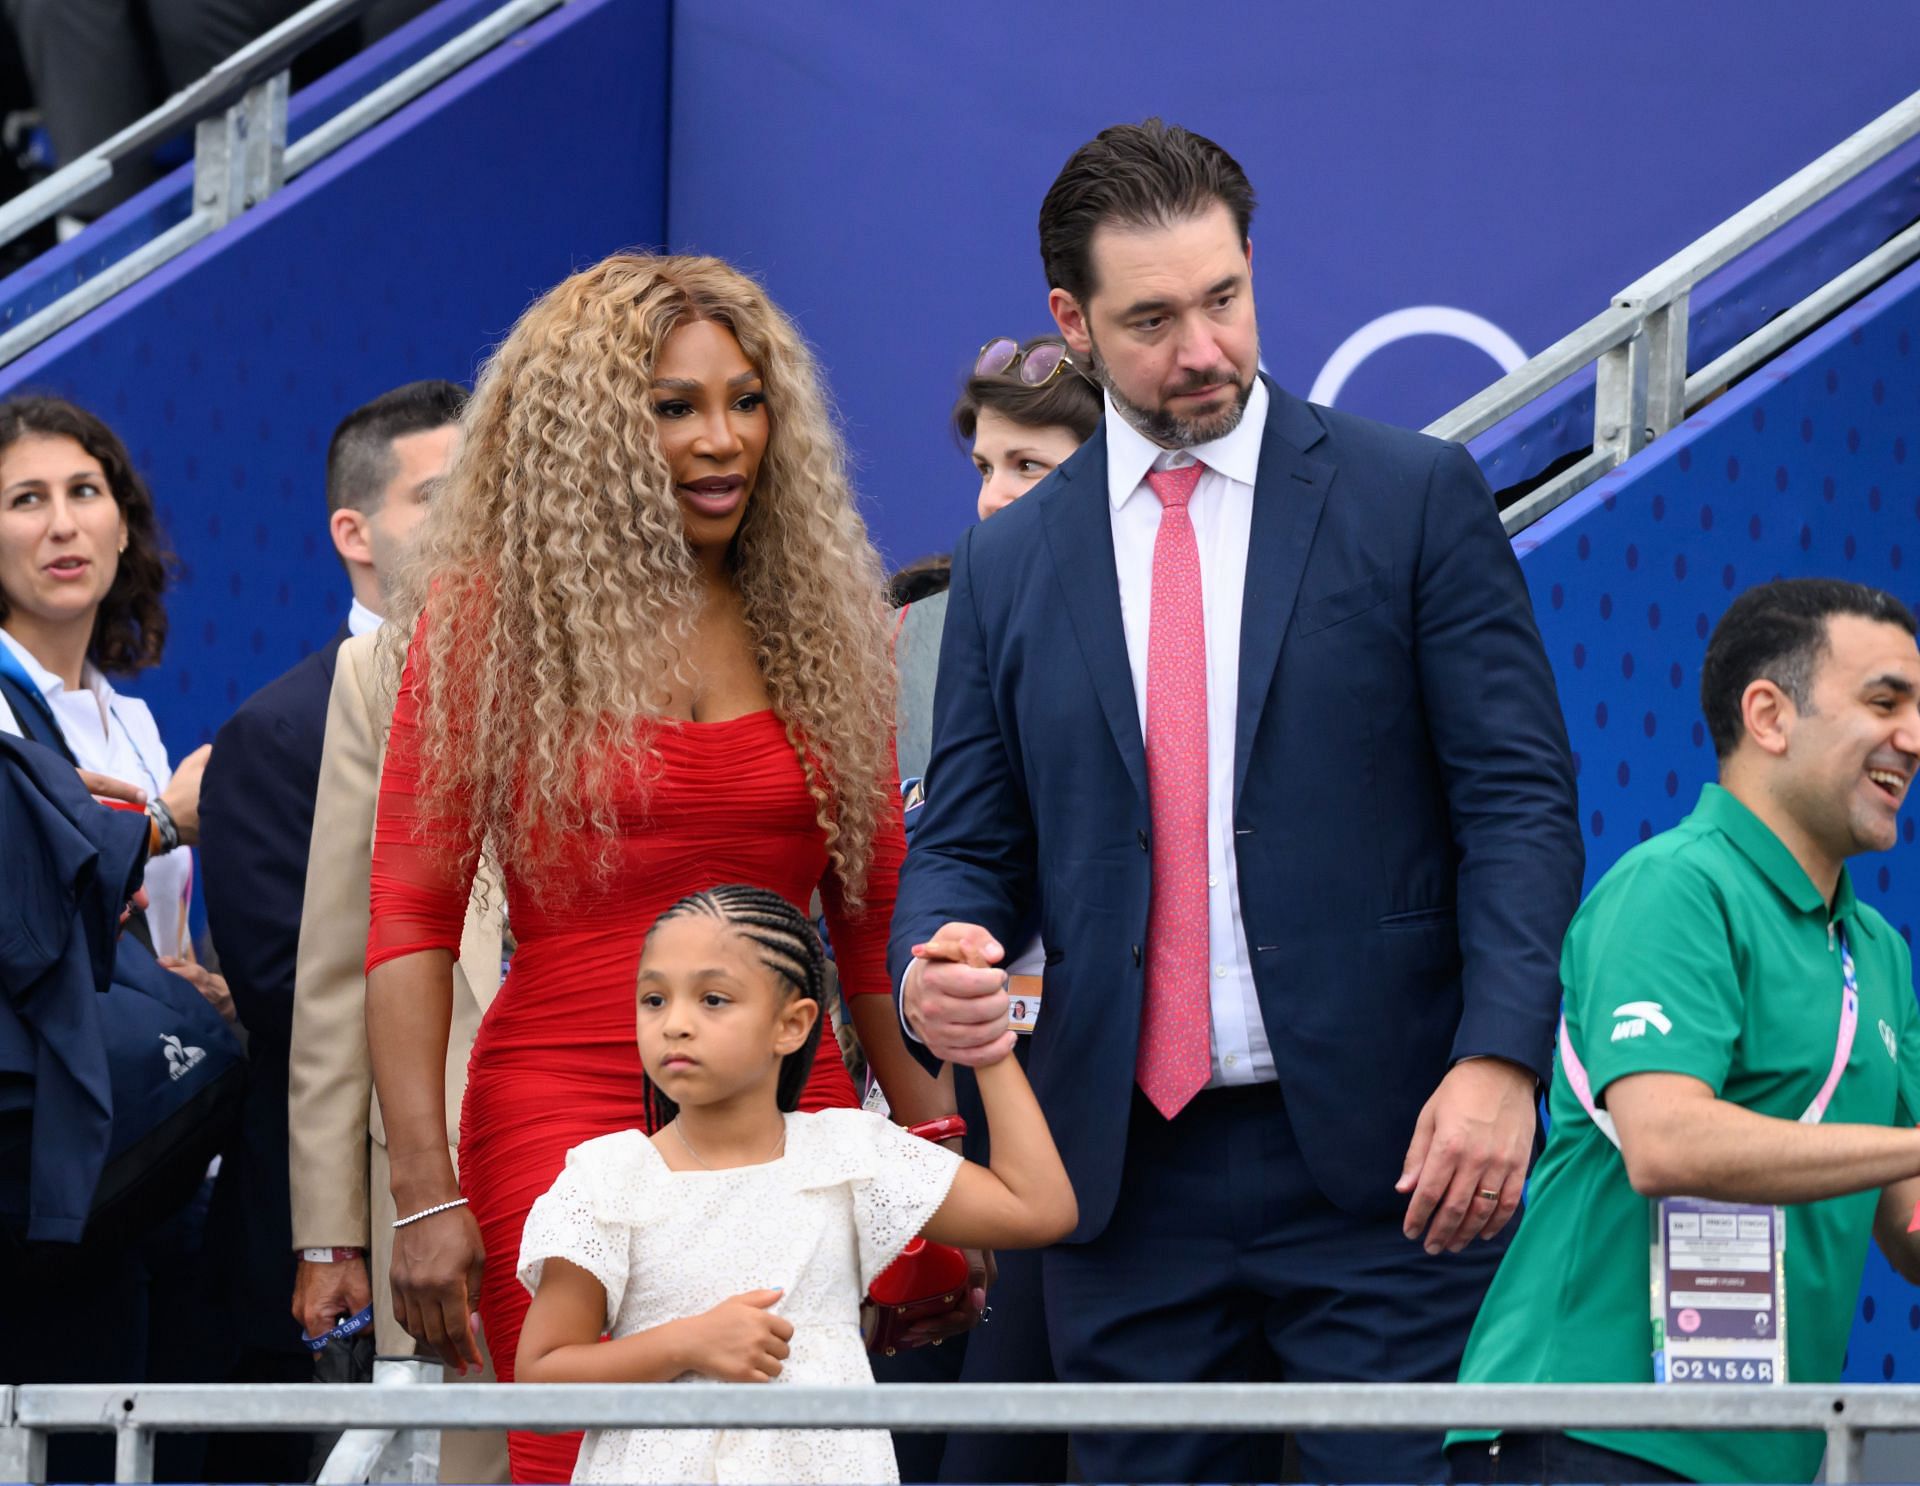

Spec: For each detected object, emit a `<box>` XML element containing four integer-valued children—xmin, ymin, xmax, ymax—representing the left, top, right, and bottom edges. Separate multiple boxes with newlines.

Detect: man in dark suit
<box><xmin>195</xmin><ymin>380</ymin><xmax>463</xmax><ymax>1474</ymax></box>
<box><xmin>891</xmin><ymin>121</ymin><xmax>1584</xmax><ymax>1484</ymax></box>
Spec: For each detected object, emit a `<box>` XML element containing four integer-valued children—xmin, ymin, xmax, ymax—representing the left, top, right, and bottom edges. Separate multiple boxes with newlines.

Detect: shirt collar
<box><xmin>347</xmin><ymin>597</ymin><xmax>384</xmax><ymax>640</ymax></box>
<box><xmin>1691</xmin><ymin>782</ymin><xmax>1866</xmax><ymax>929</ymax></box>
<box><xmin>0</xmin><ymin>625</ymin><xmax>109</xmax><ymax>703</ymax></box>
<box><xmin>1106</xmin><ymin>376</ymin><xmax>1270</xmax><ymax>510</ymax></box>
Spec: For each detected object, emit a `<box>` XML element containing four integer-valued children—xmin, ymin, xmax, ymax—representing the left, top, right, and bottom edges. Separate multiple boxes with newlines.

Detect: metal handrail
<box><xmin>3</xmin><ymin>1381</ymin><xmax>1915</xmax><ymax>1485</ymax></box>
<box><xmin>0</xmin><ymin>0</ymin><xmax>565</xmax><ymax>369</ymax></box>
<box><xmin>1427</xmin><ymin>87</ymin><xmax>1920</xmax><ymax>537</ymax></box>
<box><xmin>0</xmin><ymin>0</ymin><xmax>378</xmax><ymax>247</ymax></box>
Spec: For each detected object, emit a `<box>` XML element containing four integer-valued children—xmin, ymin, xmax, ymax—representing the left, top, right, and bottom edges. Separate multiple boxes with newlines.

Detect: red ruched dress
<box><xmin>367</xmin><ymin>652</ymin><xmax>903</xmax><ymax>1485</ymax></box>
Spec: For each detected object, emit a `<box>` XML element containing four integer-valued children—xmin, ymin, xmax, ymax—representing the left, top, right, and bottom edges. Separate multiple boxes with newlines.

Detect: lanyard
<box><xmin>1560</xmin><ymin>925</ymin><xmax>1859</xmax><ymax>1147</ymax></box>
<box><xmin>301</xmin><ymin>1305</ymin><xmax>374</xmax><ymax>1352</ymax></box>
<box><xmin>0</xmin><ymin>638</ymin><xmax>162</xmax><ymax>796</ymax></box>
<box><xmin>0</xmin><ymin>638</ymin><xmax>63</xmax><ymax>740</ymax></box>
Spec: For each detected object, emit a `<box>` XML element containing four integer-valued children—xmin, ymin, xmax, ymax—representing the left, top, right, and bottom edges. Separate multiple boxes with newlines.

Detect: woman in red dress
<box><xmin>363</xmin><ymin>255</ymin><xmax>946</xmax><ymax>1484</ymax></box>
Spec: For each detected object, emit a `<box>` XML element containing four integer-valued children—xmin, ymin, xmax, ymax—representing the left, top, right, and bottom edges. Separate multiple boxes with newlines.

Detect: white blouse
<box><xmin>0</xmin><ymin>626</ymin><xmax>193</xmax><ymax>958</ymax></box>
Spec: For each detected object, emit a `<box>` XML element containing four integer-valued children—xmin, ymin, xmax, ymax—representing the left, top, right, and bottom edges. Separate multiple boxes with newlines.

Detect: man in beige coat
<box><xmin>289</xmin><ymin>628</ymin><xmax>508</xmax><ymax>1482</ymax></box>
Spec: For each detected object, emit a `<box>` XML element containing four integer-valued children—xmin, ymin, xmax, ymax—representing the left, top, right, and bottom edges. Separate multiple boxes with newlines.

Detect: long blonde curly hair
<box><xmin>385</xmin><ymin>254</ymin><xmax>897</xmax><ymax>904</ymax></box>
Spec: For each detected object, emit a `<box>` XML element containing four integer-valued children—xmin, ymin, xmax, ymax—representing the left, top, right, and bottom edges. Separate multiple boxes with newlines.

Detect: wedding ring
<box><xmin>1476</xmin><ymin>1188</ymin><xmax>1500</xmax><ymax>1203</ymax></box>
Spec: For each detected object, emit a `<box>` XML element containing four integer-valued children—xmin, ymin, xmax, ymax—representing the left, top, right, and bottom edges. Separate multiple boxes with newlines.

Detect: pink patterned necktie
<box><xmin>1137</xmin><ymin>460</ymin><xmax>1212</xmax><ymax>1119</ymax></box>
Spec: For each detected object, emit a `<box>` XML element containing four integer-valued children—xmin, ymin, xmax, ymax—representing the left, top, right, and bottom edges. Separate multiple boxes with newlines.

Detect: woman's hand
<box><xmin>159</xmin><ymin>743</ymin><xmax>212</xmax><ymax>847</ymax></box>
<box><xmin>78</xmin><ymin>767</ymin><xmax>146</xmax><ymax>805</ymax></box>
<box><xmin>681</xmin><ymin>1289</ymin><xmax>794</xmax><ymax>1382</ymax></box>
<box><xmin>159</xmin><ymin>953</ymin><xmax>237</xmax><ymax>1025</ymax></box>
<box><xmin>388</xmin><ymin>1179</ymin><xmax>486</xmax><ymax>1373</ymax></box>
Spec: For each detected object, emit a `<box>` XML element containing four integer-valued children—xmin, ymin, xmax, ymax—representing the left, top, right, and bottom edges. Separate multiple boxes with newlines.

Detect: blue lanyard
<box><xmin>0</xmin><ymin>638</ymin><xmax>63</xmax><ymax>739</ymax></box>
<box><xmin>0</xmin><ymin>639</ymin><xmax>163</xmax><ymax>796</ymax></box>
<box><xmin>301</xmin><ymin>1305</ymin><xmax>374</xmax><ymax>1352</ymax></box>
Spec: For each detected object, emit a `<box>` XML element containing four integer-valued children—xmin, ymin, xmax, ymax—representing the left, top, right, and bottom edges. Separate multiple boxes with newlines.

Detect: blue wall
<box><xmin>0</xmin><ymin>0</ymin><xmax>670</xmax><ymax>752</ymax></box>
<box><xmin>1516</xmin><ymin>259</ymin><xmax>1920</xmax><ymax>1381</ymax></box>
<box><xmin>667</xmin><ymin>1</ymin><xmax>1920</xmax><ymax>566</ymax></box>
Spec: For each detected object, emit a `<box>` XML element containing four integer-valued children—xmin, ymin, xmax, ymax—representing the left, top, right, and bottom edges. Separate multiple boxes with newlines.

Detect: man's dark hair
<box><xmin>326</xmin><ymin>380</ymin><xmax>466</xmax><ymax>516</ymax></box>
<box><xmin>1038</xmin><ymin>118</ymin><xmax>1256</xmax><ymax>306</ymax></box>
<box><xmin>1701</xmin><ymin>578</ymin><xmax>1917</xmax><ymax>757</ymax></box>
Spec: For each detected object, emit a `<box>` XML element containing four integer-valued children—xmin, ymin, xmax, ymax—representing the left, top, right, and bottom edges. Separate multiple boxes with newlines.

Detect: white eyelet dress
<box><xmin>518</xmin><ymin>1108</ymin><xmax>962</xmax><ymax>1484</ymax></box>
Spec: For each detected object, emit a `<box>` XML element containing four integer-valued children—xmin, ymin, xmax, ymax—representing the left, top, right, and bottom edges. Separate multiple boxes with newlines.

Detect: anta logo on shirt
<box><xmin>1610</xmin><ymin>1001</ymin><xmax>1673</xmax><ymax>1042</ymax></box>
<box><xmin>1881</xmin><ymin>1019</ymin><xmax>1898</xmax><ymax>1061</ymax></box>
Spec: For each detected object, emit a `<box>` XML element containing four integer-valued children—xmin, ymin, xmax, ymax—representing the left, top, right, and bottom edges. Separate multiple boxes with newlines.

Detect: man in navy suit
<box><xmin>195</xmin><ymin>380</ymin><xmax>463</xmax><ymax>1468</ymax></box>
<box><xmin>891</xmin><ymin>121</ymin><xmax>1583</xmax><ymax>1483</ymax></box>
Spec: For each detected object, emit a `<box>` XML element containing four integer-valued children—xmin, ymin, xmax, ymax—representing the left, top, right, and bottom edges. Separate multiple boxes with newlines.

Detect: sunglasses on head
<box><xmin>975</xmin><ymin>337</ymin><xmax>1073</xmax><ymax>386</ymax></box>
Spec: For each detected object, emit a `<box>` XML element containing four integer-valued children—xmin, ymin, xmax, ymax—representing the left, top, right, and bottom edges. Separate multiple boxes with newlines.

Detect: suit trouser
<box><xmin>372</xmin><ymin>1140</ymin><xmax>510</xmax><ymax>1485</ymax></box>
<box><xmin>1045</xmin><ymin>1083</ymin><xmax>1511</xmax><ymax>1485</ymax></box>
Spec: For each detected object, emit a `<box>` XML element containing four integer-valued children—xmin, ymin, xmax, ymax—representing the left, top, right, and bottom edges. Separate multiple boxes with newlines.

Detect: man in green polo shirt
<box><xmin>1450</xmin><ymin>578</ymin><xmax>1920</xmax><ymax>1486</ymax></box>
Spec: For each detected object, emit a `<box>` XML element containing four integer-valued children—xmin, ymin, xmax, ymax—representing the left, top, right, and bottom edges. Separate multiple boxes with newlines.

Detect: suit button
<box><xmin>1132</xmin><ymin>945</ymin><xmax>1142</xmax><ymax>967</ymax></box>
<box><xmin>1137</xmin><ymin>829</ymin><xmax>1149</xmax><ymax>851</ymax></box>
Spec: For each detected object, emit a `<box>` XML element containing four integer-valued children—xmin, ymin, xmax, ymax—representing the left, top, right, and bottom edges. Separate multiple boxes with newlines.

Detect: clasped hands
<box><xmin>905</xmin><ymin>921</ymin><xmax>1534</xmax><ymax>1255</ymax></box>
<box><xmin>902</xmin><ymin>922</ymin><xmax>1018</xmax><ymax>1068</ymax></box>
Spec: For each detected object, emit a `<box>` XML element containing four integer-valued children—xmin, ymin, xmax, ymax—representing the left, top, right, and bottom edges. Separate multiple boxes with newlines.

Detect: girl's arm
<box><xmin>516</xmin><ymin>1262</ymin><xmax>795</xmax><ymax>1385</ymax></box>
<box><xmin>920</xmin><ymin>1055</ymin><xmax>1076</xmax><ymax>1250</ymax></box>
<box><xmin>846</xmin><ymin>993</ymin><xmax>955</xmax><ymax>1126</ymax></box>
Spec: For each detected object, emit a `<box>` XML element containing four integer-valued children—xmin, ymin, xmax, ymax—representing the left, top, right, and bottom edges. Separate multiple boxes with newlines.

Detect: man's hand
<box><xmin>293</xmin><ymin>1253</ymin><xmax>372</xmax><ymax>1340</ymax></box>
<box><xmin>159</xmin><ymin>743</ymin><xmax>211</xmax><ymax>847</ymax></box>
<box><xmin>390</xmin><ymin>1201</ymin><xmax>486</xmax><ymax>1373</ymax></box>
<box><xmin>1396</xmin><ymin>1057</ymin><xmax>1536</xmax><ymax>1254</ymax></box>
<box><xmin>159</xmin><ymin>954</ymin><xmax>237</xmax><ymax>1025</ymax></box>
<box><xmin>904</xmin><ymin>922</ymin><xmax>1014</xmax><ymax>1068</ymax></box>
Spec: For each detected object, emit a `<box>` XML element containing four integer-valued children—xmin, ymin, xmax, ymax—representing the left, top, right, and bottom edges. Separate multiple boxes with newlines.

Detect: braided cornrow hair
<box><xmin>641</xmin><ymin>885</ymin><xmax>829</xmax><ymax>1128</ymax></box>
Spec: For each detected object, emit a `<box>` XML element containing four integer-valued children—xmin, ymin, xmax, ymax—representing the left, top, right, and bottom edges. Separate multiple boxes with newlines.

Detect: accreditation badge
<box><xmin>1007</xmin><ymin>982</ymin><xmax>1042</xmax><ymax>1036</ymax></box>
<box><xmin>1651</xmin><ymin>1197</ymin><xmax>1786</xmax><ymax>1384</ymax></box>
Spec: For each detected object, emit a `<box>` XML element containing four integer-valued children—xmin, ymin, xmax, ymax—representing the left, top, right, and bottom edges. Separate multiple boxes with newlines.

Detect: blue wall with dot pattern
<box><xmin>1516</xmin><ymin>257</ymin><xmax>1920</xmax><ymax>1384</ymax></box>
<box><xmin>0</xmin><ymin>0</ymin><xmax>668</xmax><ymax>755</ymax></box>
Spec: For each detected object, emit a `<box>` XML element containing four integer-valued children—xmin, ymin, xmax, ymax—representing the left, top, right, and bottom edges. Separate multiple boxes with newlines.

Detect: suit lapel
<box><xmin>1039</xmin><ymin>437</ymin><xmax>1149</xmax><ymax>801</ymax></box>
<box><xmin>1235</xmin><ymin>381</ymin><xmax>1333</xmax><ymax>808</ymax></box>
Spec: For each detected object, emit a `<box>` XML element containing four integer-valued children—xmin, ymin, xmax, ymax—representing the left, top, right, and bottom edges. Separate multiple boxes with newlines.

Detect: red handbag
<box><xmin>863</xmin><ymin>1116</ymin><xmax>972</xmax><ymax>1355</ymax></box>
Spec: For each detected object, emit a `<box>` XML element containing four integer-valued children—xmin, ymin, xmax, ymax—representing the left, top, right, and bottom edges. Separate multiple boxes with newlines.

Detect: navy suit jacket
<box><xmin>889</xmin><ymin>381</ymin><xmax>1583</xmax><ymax>1241</ymax></box>
<box><xmin>199</xmin><ymin>625</ymin><xmax>346</xmax><ymax>1350</ymax></box>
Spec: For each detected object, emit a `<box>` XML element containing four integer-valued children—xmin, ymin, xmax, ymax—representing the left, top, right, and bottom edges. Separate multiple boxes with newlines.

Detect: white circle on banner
<box><xmin>1308</xmin><ymin>306</ymin><xmax>1526</xmax><ymax>407</ymax></box>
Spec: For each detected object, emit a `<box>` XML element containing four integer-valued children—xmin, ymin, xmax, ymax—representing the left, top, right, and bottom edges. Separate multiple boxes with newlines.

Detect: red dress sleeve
<box><xmin>820</xmin><ymin>765</ymin><xmax>907</xmax><ymax>1000</ymax></box>
<box><xmin>792</xmin><ymin>761</ymin><xmax>906</xmax><ymax>1115</ymax></box>
<box><xmin>365</xmin><ymin>619</ymin><xmax>482</xmax><ymax>975</ymax></box>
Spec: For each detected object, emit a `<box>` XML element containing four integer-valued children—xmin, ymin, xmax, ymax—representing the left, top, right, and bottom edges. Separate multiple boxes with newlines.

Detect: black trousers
<box><xmin>1447</xmin><ymin>1432</ymin><xmax>1692</xmax><ymax>1485</ymax></box>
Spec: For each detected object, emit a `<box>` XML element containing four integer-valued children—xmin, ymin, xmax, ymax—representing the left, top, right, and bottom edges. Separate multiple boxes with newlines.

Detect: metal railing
<box><xmin>0</xmin><ymin>0</ymin><xmax>566</xmax><ymax>367</ymax></box>
<box><xmin>1426</xmin><ymin>88</ymin><xmax>1920</xmax><ymax>537</ymax></box>
<box><xmin>4</xmin><ymin>1382</ymin><xmax>1920</xmax><ymax>1485</ymax></box>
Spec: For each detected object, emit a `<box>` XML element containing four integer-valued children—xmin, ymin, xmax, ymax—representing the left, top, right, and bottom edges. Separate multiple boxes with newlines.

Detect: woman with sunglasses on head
<box><xmin>364</xmin><ymin>254</ymin><xmax>950</xmax><ymax>1485</ymax></box>
<box><xmin>893</xmin><ymin>335</ymin><xmax>1101</xmax><ymax>783</ymax></box>
<box><xmin>880</xmin><ymin>336</ymin><xmax>1099</xmax><ymax>1486</ymax></box>
<box><xmin>0</xmin><ymin>395</ymin><xmax>220</xmax><ymax>987</ymax></box>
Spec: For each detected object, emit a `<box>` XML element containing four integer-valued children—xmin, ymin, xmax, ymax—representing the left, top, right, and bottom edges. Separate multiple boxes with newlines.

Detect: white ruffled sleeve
<box><xmin>812</xmin><ymin>1109</ymin><xmax>964</xmax><ymax>1291</ymax></box>
<box><xmin>516</xmin><ymin>1131</ymin><xmax>650</xmax><ymax>1325</ymax></box>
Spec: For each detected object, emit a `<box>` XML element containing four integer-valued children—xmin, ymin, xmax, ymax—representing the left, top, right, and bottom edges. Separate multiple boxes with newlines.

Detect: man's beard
<box><xmin>1087</xmin><ymin>332</ymin><xmax>1256</xmax><ymax>449</ymax></box>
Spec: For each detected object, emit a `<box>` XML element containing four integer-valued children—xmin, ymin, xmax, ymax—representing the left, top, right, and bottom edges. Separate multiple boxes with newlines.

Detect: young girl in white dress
<box><xmin>515</xmin><ymin>884</ymin><xmax>1075</xmax><ymax>1485</ymax></box>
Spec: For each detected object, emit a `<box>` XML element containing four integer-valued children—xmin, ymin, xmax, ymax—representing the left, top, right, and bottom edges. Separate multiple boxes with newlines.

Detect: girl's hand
<box><xmin>684</xmin><ymin>1289</ymin><xmax>793</xmax><ymax>1382</ymax></box>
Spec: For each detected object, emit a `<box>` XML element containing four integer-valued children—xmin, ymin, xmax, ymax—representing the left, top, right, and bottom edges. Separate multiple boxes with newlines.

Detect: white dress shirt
<box><xmin>346</xmin><ymin>596</ymin><xmax>382</xmax><ymax>639</ymax></box>
<box><xmin>1104</xmin><ymin>380</ymin><xmax>1276</xmax><ymax>1087</ymax></box>
<box><xmin>0</xmin><ymin>626</ymin><xmax>192</xmax><ymax>959</ymax></box>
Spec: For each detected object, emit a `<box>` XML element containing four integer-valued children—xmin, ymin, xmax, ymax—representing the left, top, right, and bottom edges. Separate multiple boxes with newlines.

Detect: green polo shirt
<box><xmin>1453</xmin><ymin>784</ymin><xmax>1920</xmax><ymax>1484</ymax></box>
